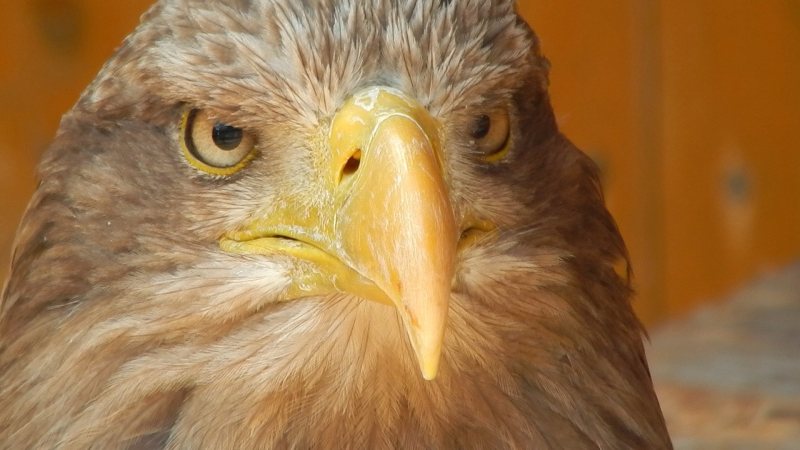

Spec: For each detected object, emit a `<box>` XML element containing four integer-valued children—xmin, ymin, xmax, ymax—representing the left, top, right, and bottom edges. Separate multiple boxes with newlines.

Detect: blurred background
<box><xmin>1</xmin><ymin>1</ymin><xmax>799</xmax><ymax>447</ymax></box>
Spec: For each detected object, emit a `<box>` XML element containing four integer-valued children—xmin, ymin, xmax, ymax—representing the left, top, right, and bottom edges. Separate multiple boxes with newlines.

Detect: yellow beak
<box><xmin>220</xmin><ymin>87</ymin><xmax>458</xmax><ymax>380</ymax></box>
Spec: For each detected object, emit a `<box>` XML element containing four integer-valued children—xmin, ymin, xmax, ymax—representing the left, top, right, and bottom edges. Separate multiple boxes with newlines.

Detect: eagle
<box><xmin>0</xmin><ymin>0</ymin><xmax>672</xmax><ymax>448</ymax></box>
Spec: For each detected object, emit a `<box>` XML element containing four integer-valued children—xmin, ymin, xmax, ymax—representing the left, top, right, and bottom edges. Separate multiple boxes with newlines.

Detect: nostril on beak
<box><xmin>339</xmin><ymin>149</ymin><xmax>362</xmax><ymax>184</ymax></box>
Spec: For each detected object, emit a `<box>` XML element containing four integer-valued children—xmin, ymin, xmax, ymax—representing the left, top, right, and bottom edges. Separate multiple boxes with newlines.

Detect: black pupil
<box><xmin>212</xmin><ymin>123</ymin><xmax>244</xmax><ymax>151</ymax></box>
<box><xmin>471</xmin><ymin>115</ymin><xmax>491</xmax><ymax>139</ymax></box>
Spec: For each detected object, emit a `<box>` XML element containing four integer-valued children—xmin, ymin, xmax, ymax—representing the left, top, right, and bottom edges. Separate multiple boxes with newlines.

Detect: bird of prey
<box><xmin>0</xmin><ymin>0</ymin><xmax>672</xmax><ymax>448</ymax></box>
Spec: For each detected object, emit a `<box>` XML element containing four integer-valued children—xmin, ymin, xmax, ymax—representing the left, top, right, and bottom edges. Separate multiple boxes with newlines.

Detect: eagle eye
<box><xmin>180</xmin><ymin>109</ymin><xmax>256</xmax><ymax>176</ymax></box>
<box><xmin>472</xmin><ymin>110</ymin><xmax>511</xmax><ymax>163</ymax></box>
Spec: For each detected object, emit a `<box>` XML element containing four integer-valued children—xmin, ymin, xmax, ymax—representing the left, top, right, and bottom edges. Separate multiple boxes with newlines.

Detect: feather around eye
<box><xmin>472</xmin><ymin>110</ymin><xmax>511</xmax><ymax>163</ymax></box>
<box><xmin>180</xmin><ymin>109</ymin><xmax>257</xmax><ymax>176</ymax></box>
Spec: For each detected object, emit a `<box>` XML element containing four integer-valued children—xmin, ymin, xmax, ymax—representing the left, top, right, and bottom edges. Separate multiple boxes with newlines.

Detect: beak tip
<box><xmin>421</xmin><ymin>363</ymin><xmax>440</xmax><ymax>381</ymax></box>
<box><xmin>410</xmin><ymin>332</ymin><xmax>443</xmax><ymax>381</ymax></box>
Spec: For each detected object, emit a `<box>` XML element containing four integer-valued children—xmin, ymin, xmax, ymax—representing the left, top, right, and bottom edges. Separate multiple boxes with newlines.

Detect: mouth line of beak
<box><xmin>225</xmin><ymin>222</ymin><xmax>493</xmax><ymax>265</ymax></box>
<box><xmin>219</xmin><ymin>231</ymin><xmax>396</xmax><ymax>306</ymax></box>
<box><xmin>221</xmin><ymin>230</ymin><xmax>343</xmax><ymax>270</ymax></box>
<box><xmin>221</xmin><ymin>231</ymin><xmax>326</xmax><ymax>258</ymax></box>
<box><xmin>457</xmin><ymin>220</ymin><xmax>496</xmax><ymax>251</ymax></box>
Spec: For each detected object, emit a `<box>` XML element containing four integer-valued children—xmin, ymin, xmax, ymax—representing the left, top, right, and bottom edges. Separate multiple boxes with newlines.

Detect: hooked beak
<box><xmin>221</xmin><ymin>87</ymin><xmax>458</xmax><ymax>380</ymax></box>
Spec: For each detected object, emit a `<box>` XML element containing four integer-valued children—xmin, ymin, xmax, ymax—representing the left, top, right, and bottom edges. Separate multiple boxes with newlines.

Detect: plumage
<box><xmin>0</xmin><ymin>0</ymin><xmax>671</xmax><ymax>448</ymax></box>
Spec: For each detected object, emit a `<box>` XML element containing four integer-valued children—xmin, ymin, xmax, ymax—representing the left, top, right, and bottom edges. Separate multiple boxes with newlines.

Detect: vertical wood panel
<box><xmin>521</xmin><ymin>1</ymin><xmax>800</xmax><ymax>320</ymax></box>
<box><xmin>659</xmin><ymin>0</ymin><xmax>800</xmax><ymax>315</ymax></box>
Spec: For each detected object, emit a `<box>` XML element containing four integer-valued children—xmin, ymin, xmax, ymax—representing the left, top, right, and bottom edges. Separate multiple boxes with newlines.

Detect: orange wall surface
<box><xmin>520</xmin><ymin>1</ymin><xmax>800</xmax><ymax>323</ymax></box>
<box><xmin>2</xmin><ymin>1</ymin><xmax>799</xmax><ymax>325</ymax></box>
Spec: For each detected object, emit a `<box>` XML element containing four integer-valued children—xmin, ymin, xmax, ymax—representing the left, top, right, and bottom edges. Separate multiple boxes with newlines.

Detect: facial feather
<box><xmin>0</xmin><ymin>0</ymin><xmax>671</xmax><ymax>448</ymax></box>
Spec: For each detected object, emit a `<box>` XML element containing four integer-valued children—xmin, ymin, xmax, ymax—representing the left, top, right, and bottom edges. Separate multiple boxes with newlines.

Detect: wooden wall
<box><xmin>2</xmin><ymin>1</ymin><xmax>799</xmax><ymax>325</ymax></box>
<box><xmin>519</xmin><ymin>1</ymin><xmax>800</xmax><ymax>323</ymax></box>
